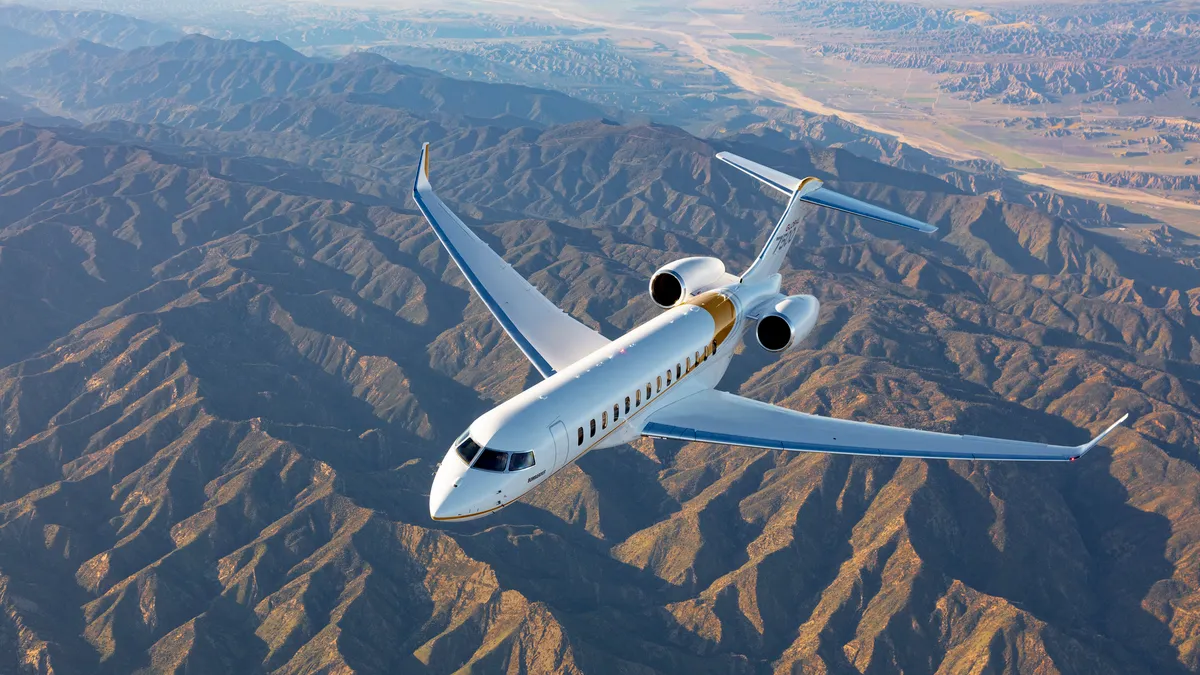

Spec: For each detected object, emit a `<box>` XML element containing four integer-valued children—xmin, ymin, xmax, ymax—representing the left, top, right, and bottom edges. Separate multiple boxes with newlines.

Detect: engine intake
<box><xmin>649</xmin><ymin>257</ymin><xmax>726</xmax><ymax>308</ymax></box>
<box><xmin>755</xmin><ymin>295</ymin><xmax>820</xmax><ymax>352</ymax></box>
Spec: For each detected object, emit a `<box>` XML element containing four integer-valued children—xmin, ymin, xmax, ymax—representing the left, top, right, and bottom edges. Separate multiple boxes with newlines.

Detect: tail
<box><xmin>716</xmin><ymin>151</ymin><xmax>937</xmax><ymax>282</ymax></box>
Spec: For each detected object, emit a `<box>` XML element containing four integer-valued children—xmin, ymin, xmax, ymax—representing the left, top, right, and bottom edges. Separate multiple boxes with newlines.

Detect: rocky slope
<box><xmin>0</xmin><ymin>4</ymin><xmax>178</xmax><ymax>64</ymax></box>
<box><xmin>778</xmin><ymin>0</ymin><xmax>1200</xmax><ymax>106</ymax></box>
<box><xmin>1</xmin><ymin>34</ymin><xmax>1200</xmax><ymax>675</ymax></box>
<box><xmin>0</xmin><ymin>35</ymin><xmax>611</xmax><ymax>127</ymax></box>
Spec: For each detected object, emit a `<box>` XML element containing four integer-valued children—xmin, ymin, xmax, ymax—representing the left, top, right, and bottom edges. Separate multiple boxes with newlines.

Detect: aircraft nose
<box><xmin>429</xmin><ymin>450</ymin><xmax>468</xmax><ymax>520</ymax></box>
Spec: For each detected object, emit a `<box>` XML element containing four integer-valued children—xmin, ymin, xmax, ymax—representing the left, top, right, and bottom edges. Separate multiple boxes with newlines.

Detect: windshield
<box><xmin>474</xmin><ymin>449</ymin><xmax>509</xmax><ymax>472</ymax></box>
<box><xmin>508</xmin><ymin>452</ymin><xmax>535</xmax><ymax>471</ymax></box>
<box><xmin>453</xmin><ymin>431</ymin><xmax>536</xmax><ymax>473</ymax></box>
<box><xmin>455</xmin><ymin>436</ymin><xmax>482</xmax><ymax>465</ymax></box>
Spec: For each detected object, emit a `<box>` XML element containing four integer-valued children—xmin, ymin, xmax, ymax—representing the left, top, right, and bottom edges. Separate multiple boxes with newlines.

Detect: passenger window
<box><xmin>613</xmin><ymin>404</ymin><xmax>619</xmax><ymax>422</ymax></box>
<box><xmin>602</xmin><ymin>411</ymin><xmax>608</xmax><ymax>429</ymax></box>
<box><xmin>590</xmin><ymin>419</ymin><xmax>596</xmax><ymax>437</ymax></box>
<box><xmin>695</xmin><ymin>350</ymin><xmax>700</xmax><ymax>365</ymax></box>
<box><xmin>666</xmin><ymin>370</ymin><xmax>672</xmax><ymax>385</ymax></box>
<box><xmin>625</xmin><ymin>396</ymin><xmax>631</xmax><ymax>413</ymax></box>
<box><xmin>676</xmin><ymin>364</ymin><xmax>681</xmax><ymax>379</ymax></box>
<box><xmin>578</xmin><ymin>427</ymin><xmax>584</xmax><ymax>445</ymax></box>
<box><xmin>686</xmin><ymin>356</ymin><xmax>691</xmax><ymax>371</ymax></box>
<box><xmin>657</xmin><ymin>376</ymin><xmax>661</xmax><ymax>392</ymax></box>
<box><xmin>509</xmin><ymin>452</ymin><xmax>535</xmax><ymax>471</ymax></box>
<box><xmin>646</xmin><ymin>383</ymin><xmax>652</xmax><ymax>399</ymax></box>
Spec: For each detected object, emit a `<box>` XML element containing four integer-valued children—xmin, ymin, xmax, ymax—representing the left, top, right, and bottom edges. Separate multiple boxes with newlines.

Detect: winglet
<box><xmin>1072</xmin><ymin>413</ymin><xmax>1130</xmax><ymax>460</ymax></box>
<box><xmin>415</xmin><ymin>142</ymin><xmax>432</xmax><ymax>193</ymax></box>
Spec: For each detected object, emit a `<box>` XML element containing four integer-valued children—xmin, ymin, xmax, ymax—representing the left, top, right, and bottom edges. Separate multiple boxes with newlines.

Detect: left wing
<box><xmin>413</xmin><ymin>143</ymin><xmax>610</xmax><ymax>377</ymax></box>
<box><xmin>643</xmin><ymin>390</ymin><xmax>1127</xmax><ymax>462</ymax></box>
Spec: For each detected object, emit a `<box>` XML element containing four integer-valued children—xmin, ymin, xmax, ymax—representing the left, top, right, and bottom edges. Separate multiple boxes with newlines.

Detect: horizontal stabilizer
<box><xmin>715</xmin><ymin>151</ymin><xmax>937</xmax><ymax>234</ymax></box>
<box><xmin>803</xmin><ymin>186</ymin><xmax>937</xmax><ymax>233</ymax></box>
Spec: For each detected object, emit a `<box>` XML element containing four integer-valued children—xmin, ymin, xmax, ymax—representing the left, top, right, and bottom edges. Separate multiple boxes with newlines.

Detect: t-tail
<box><xmin>716</xmin><ymin>151</ymin><xmax>937</xmax><ymax>282</ymax></box>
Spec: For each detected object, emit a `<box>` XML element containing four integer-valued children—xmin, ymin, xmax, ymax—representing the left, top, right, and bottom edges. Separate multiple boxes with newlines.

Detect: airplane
<box><xmin>414</xmin><ymin>143</ymin><xmax>1129</xmax><ymax>521</ymax></box>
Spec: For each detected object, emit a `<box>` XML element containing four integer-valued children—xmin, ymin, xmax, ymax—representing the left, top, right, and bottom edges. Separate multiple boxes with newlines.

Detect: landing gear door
<box><xmin>549</xmin><ymin>421</ymin><xmax>570</xmax><ymax>471</ymax></box>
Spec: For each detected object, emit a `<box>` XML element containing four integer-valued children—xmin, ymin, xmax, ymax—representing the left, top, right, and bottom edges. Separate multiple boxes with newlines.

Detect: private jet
<box><xmin>415</xmin><ymin>144</ymin><xmax>1127</xmax><ymax>521</ymax></box>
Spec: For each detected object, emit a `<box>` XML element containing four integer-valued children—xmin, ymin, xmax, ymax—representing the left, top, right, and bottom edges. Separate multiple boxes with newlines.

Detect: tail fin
<box><xmin>716</xmin><ymin>151</ymin><xmax>937</xmax><ymax>280</ymax></box>
<box><xmin>741</xmin><ymin>177</ymin><xmax>823</xmax><ymax>281</ymax></box>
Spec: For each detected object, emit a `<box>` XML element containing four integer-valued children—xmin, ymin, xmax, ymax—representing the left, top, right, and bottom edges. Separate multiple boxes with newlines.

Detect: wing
<box><xmin>642</xmin><ymin>390</ymin><xmax>1127</xmax><ymax>462</ymax></box>
<box><xmin>715</xmin><ymin>151</ymin><xmax>938</xmax><ymax>233</ymax></box>
<box><xmin>412</xmin><ymin>143</ymin><xmax>609</xmax><ymax>377</ymax></box>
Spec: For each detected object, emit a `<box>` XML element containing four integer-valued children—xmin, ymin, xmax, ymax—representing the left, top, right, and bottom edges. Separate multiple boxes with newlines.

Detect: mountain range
<box><xmin>1</xmin><ymin>31</ymin><xmax>1199</xmax><ymax>675</ymax></box>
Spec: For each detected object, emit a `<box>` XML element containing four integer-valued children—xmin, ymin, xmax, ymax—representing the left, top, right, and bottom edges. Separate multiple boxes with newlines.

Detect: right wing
<box><xmin>413</xmin><ymin>143</ymin><xmax>609</xmax><ymax>377</ymax></box>
<box><xmin>643</xmin><ymin>389</ymin><xmax>1127</xmax><ymax>462</ymax></box>
<box><xmin>715</xmin><ymin>151</ymin><xmax>938</xmax><ymax>233</ymax></box>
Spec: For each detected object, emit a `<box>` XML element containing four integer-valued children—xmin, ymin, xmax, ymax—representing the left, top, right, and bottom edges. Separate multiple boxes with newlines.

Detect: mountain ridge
<box><xmin>0</xmin><ymin>32</ymin><xmax>1198</xmax><ymax>675</ymax></box>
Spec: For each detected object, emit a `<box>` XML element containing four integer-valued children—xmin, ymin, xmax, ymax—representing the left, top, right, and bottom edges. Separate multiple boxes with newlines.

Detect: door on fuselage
<box><xmin>549</xmin><ymin>421</ymin><xmax>570</xmax><ymax>471</ymax></box>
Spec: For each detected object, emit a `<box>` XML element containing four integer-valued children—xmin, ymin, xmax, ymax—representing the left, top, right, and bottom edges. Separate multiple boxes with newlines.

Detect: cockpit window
<box><xmin>474</xmin><ymin>448</ymin><xmax>509</xmax><ymax>472</ymax></box>
<box><xmin>455</xmin><ymin>436</ymin><xmax>482</xmax><ymax>465</ymax></box>
<box><xmin>509</xmin><ymin>452</ymin><xmax>535</xmax><ymax>471</ymax></box>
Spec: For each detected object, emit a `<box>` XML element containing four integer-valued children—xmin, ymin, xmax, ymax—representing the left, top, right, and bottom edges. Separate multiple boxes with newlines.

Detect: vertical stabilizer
<box><xmin>715</xmin><ymin>150</ymin><xmax>937</xmax><ymax>281</ymax></box>
<box><xmin>742</xmin><ymin>178</ymin><xmax>823</xmax><ymax>281</ymax></box>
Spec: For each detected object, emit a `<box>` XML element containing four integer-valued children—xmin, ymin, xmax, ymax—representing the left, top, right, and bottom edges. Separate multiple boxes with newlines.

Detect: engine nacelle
<box><xmin>755</xmin><ymin>295</ymin><xmax>820</xmax><ymax>352</ymax></box>
<box><xmin>648</xmin><ymin>257</ymin><xmax>726</xmax><ymax>308</ymax></box>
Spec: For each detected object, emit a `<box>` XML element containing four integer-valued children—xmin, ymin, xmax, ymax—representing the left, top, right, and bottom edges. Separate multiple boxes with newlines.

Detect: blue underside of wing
<box><xmin>801</xmin><ymin>187</ymin><xmax>938</xmax><ymax>233</ymax></box>
<box><xmin>640</xmin><ymin>422</ymin><xmax>1068</xmax><ymax>461</ymax></box>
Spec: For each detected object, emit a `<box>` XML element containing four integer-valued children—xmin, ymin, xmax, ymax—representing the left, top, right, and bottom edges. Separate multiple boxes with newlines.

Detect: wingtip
<box><xmin>414</xmin><ymin>142</ymin><xmax>432</xmax><ymax>195</ymax></box>
<box><xmin>1074</xmin><ymin>413</ymin><xmax>1130</xmax><ymax>459</ymax></box>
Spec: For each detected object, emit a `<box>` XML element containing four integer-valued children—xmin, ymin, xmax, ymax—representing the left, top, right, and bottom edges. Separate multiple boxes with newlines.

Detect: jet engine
<box><xmin>755</xmin><ymin>295</ymin><xmax>820</xmax><ymax>352</ymax></box>
<box><xmin>648</xmin><ymin>257</ymin><xmax>726</xmax><ymax>308</ymax></box>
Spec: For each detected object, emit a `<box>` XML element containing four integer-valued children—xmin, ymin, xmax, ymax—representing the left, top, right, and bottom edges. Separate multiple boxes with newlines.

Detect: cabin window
<box><xmin>625</xmin><ymin>397</ymin><xmax>631</xmax><ymax>414</ymax></box>
<box><xmin>636</xmin><ymin>389</ymin><xmax>642</xmax><ymax>406</ymax></box>
<box><xmin>613</xmin><ymin>404</ymin><xmax>620</xmax><ymax>422</ymax></box>
<box><xmin>455</xmin><ymin>436</ymin><xmax>483</xmax><ymax>465</ymax></box>
<box><xmin>657</xmin><ymin>376</ymin><xmax>662</xmax><ymax>392</ymax></box>
<box><xmin>676</xmin><ymin>364</ymin><xmax>681</xmax><ymax>379</ymax></box>
<box><xmin>703</xmin><ymin>345</ymin><xmax>709</xmax><ymax>360</ymax></box>
<box><xmin>602</xmin><ymin>411</ymin><xmax>608</xmax><ymax>429</ymax></box>
<box><xmin>686</xmin><ymin>356</ymin><xmax>691</xmax><ymax>371</ymax></box>
<box><xmin>696</xmin><ymin>350</ymin><xmax>701</xmax><ymax>365</ymax></box>
<box><xmin>666</xmin><ymin>370</ymin><xmax>672</xmax><ymax>386</ymax></box>
<box><xmin>474</xmin><ymin>449</ymin><xmax>509</xmax><ymax>472</ymax></box>
<box><xmin>578</xmin><ymin>427</ymin><xmax>584</xmax><ymax>446</ymax></box>
<box><xmin>590</xmin><ymin>419</ymin><xmax>596</xmax><ymax>437</ymax></box>
<box><xmin>509</xmin><ymin>452</ymin><xmax>535</xmax><ymax>471</ymax></box>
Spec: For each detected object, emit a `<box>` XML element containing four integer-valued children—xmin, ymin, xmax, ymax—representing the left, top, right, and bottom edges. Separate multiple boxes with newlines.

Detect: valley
<box><xmin>0</xmin><ymin>3</ymin><xmax>1198</xmax><ymax>674</ymax></box>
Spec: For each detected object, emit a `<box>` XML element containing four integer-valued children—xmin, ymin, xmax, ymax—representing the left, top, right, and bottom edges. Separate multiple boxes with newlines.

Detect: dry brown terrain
<box><xmin>0</xmin><ymin>33</ymin><xmax>1199</xmax><ymax>675</ymax></box>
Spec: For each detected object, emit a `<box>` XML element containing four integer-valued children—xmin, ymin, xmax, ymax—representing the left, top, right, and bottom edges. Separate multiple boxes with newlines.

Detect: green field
<box><xmin>729</xmin><ymin>32</ymin><xmax>773</xmax><ymax>40</ymax></box>
<box><xmin>728</xmin><ymin>45</ymin><xmax>768</xmax><ymax>58</ymax></box>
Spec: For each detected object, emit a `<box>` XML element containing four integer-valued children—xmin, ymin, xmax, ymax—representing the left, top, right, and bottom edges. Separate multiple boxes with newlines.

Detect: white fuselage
<box><xmin>428</xmin><ymin>276</ymin><xmax>781</xmax><ymax>521</ymax></box>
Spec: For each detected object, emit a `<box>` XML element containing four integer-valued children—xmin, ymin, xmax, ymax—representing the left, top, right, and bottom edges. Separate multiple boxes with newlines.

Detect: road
<box><xmin>477</xmin><ymin>0</ymin><xmax>1200</xmax><ymax>218</ymax></box>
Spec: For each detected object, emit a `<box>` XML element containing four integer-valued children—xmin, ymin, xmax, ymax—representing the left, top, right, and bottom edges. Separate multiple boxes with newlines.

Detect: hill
<box><xmin>1</xmin><ymin>34</ymin><xmax>1199</xmax><ymax>675</ymax></box>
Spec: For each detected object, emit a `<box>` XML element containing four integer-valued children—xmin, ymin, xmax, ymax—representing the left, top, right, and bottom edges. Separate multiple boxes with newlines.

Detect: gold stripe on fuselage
<box><xmin>439</xmin><ymin>293</ymin><xmax>738</xmax><ymax>523</ymax></box>
<box><xmin>685</xmin><ymin>291</ymin><xmax>737</xmax><ymax>347</ymax></box>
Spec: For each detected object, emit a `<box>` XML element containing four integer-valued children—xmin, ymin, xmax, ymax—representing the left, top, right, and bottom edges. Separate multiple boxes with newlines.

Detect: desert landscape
<box><xmin>0</xmin><ymin>2</ymin><xmax>1198</xmax><ymax>674</ymax></box>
